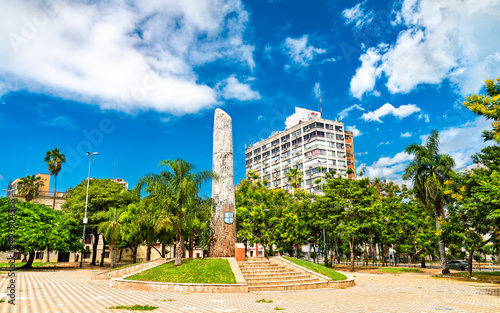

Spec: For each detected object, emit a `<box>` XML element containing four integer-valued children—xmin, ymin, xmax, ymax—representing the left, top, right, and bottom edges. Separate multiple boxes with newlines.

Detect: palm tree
<box><xmin>136</xmin><ymin>159</ymin><xmax>214</xmax><ymax>266</ymax></box>
<box><xmin>286</xmin><ymin>168</ymin><xmax>303</xmax><ymax>190</ymax></box>
<box><xmin>43</xmin><ymin>148</ymin><xmax>66</xmax><ymax>209</ymax></box>
<box><xmin>403</xmin><ymin>130</ymin><xmax>455</xmax><ymax>274</ymax></box>
<box><xmin>98</xmin><ymin>208</ymin><xmax>122</xmax><ymax>268</ymax></box>
<box><xmin>17</xmin><ymin>174</ymin><xmax>44</xmax><ymax>202</ymax></box>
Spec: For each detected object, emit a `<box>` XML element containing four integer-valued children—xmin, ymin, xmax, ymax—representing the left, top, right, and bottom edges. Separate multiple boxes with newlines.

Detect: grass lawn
<box><xmin>108</xmin><ymin>305</ymin><xmax>158</xmax><ymax>310</ymax></box>
<box><xmin>377</xmin><ymin>267</ymin><xmax>424</xmax><ymax>274</ymax></box>
<box><xmin>451</xmin><ymin>271</ymin><xmax>500</xmax><ymax>281</ymax></box>
<box><xmin>0</xmin><ymin>262</ymin><xmax>58</xmax><ymax>269</ymax></box>
<box><xmin>126</xmin><ymin>258</ymin><xmax>237</xmax><ymax>284</ymax></box>
<box><xmin>283</xmin><ymin>257</ymin><xmax>347</xmax><ymax>281</ymax></box>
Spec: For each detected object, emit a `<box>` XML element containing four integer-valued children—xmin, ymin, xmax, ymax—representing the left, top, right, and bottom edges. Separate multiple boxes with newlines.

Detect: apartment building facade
<box><xmin>245</xmin><ymin>107</ymin><xmax>356</xmax><ymax>194</ymax></box>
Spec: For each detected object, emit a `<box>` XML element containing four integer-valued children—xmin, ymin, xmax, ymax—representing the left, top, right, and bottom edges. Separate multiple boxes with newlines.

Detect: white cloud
<box><xmin>160</xmin><ymin>117</ymin><xmax>172</xmax><ymax>123</ymax></box>
<box><xmin>0</xmin><ymin>0</ymin><xmax>254</xmax><ymax>115</ymax></box>
<box><xmin>418</xmin><ymin>113</ymin><xmax>430</xmax><ymax>123</ymax></box>
<box><xmin>355</xmin><ymin>151</ymin><xmax>368</xmax><ymax>156</ymax></box>
<box><xmin>41</xmin><ymin>115</ymin><xmax>77</xmax><ymax>130</ymax></box>
<box><xmin>282</xmin><ymin>35</ymin><xmax>326</xmax><ymax>67</ymax></box>
<box><xmin>319</xmin><ymin>57</ymin><xmax>337</xmax><ymax>64</ymax></box>
<box><xmin>221</xmin><ymin>75</ymin><xmax>260</xmax><ymax>101</ymax></box>
<box><xmin>349</xmin><ymin>46</ymin><xmax>384</xmax><ymax>99</ymax></box>
<box><xmin>346</xmin><ymin>125</ymin><xmax>362</xmax><ymax>137</ymax></box>
<box><xmin>313</xmin><ymin>82</ymin><xmax>321</xmax><ymax>99</ymax></box>
<box><xmin>350</xmin><ymin>0</ymin><xmax>500</xmax><ymax>98</ymax></box>
<box><xmin>338</xmin><ymin>104</ymin><xmax>364</xmax><ymax>119</ymax></box>
<box><xmin>400</xmin><ymin>131</ymin><xmax>412</xmax><ymax>138</ymax></box>
<box><xmin>365</xmin><ymin>116</ymin><xmax>490</xmax><ymax>184</ymax></box>
<box><xmin>342</xmin><ymin>0</ymin><xmax>374</xmax><ymax>30</ymax></box>
<box><xmin>420</xmin><ymin>117</ymin><xmax>490</xmax><ymax>169</ymax></box>
<box><xmin>0</xmin><ymin>174</ymin><xmax>3</xmax><ymax>181</ymax></box>
<box><xmin>364</xmin><ymin>152</ymin><xmax>413</xmax><ymax>184</ymax></box>
<box><xmin>361</xmin><ymin>103</ymin><xmax>421</xmax><ymax>122</ymax></box>
<box><xmin>377</xmin><ymin>141</ymin><xmax>391</xmax><ymax>147</ymax></box>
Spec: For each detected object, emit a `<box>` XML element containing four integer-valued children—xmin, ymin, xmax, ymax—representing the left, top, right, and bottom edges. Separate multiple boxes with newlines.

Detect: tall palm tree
<box><xmin>98</xmin><ymin>208</ymin><xmax>122</xmax><ymax>268</ymax></box>
<box><xmin>286</xmin><ymin>168</ymin><xmax>303</xmax><ymax>190</ymax></box>
<box><xmin>403</xmin><ymin>130</ymin><xmax>455</xmax><ymax>274</ymax></box>
<box><xmin>136</xmin><ymin>159</ymin><xmax>214</xmax><ymax>266</ymax></box>
<box><xmin>43</xmin><ymin>148</ymin><xmax>66</xmax><ymax>209</ymax></box>
<box><xmin>17</xmin><ymin>174</ymin><xmax>44</xmax><ymax>202</ymax></box>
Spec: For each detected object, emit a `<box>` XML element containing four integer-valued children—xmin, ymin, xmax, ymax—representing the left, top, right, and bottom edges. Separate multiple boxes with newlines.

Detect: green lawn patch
<box><xmin>378</xmin><ymin>267</ymin><xmax>423</xmax><ymax>274</ymax></box>
<box><xmin>451</xmin><ymin>271</ymin><xmax>500</xmax><ymax>281</ymax></box>
<box><xmin>0</xmin><ymin>262</ymin><xmax>58</xmax><ymax>269</ymax></box>
<box><xmin>126</xmin><ymin>258</ymin><xmax>236</xmax><ymax>284</ymax></box>
<box><xmin>0</xmin><ymin>299</ymin><xmax>5</xmax><ymax>303</ymax></box>
<box><xmin>108</xmin><ymin>305</ymin><xmax>158</xmax><ymax>310</ymax></box>
<box><xmin>283</xmin><ymin>257</ymin><xmax>347</xmax><ymax>281</ymax></box>
<box><xmin>256</xmin><ymin>299</ymin><xmax>273</xmax><ymax>303</ymax></box>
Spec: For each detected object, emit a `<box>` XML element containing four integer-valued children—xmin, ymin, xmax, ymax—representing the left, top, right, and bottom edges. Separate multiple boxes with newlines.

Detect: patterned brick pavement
<box><xmin>0</xmin><ymin>270</ymin><xmax>498</xmax><ymax>312</ymax></box>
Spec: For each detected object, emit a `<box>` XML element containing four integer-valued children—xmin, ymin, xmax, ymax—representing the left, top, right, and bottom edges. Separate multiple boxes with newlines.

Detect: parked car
<box><xmin>447</xmin><ymin>260</ymin><xmax>469</xmax><ymax>271</ymax></box>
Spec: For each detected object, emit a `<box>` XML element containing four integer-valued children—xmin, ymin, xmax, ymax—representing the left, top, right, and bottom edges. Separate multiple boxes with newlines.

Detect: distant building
<box><xmin>245</xmin><ymin>107</ymin><xmax>356</xmax><ymax>194</ymax></box>
<box><xmin>112</xmin><ymin>178</ymin><xmax>129</xmax><ymax>190</ymax></box>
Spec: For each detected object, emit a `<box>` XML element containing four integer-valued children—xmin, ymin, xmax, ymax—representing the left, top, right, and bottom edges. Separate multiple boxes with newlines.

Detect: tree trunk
<box><xmin>91</xmin><ymin>230</ymin><xmax>99</xmax><ymax>265</ymax></box>
<box><xmin>189</xmin><ymin>236</ymin><xmax>194</xmax><ymax>259</ymax></box>
<box><xmin>408</xmin><ymin>248</ymin><xmax>423</xmax><ymax>267</ymax></box>
<box><xmin>348</xmin><ymin>236</ymin><xmax>355</xmax><ymax>272</ymax></box>
<box><xmin>100</xmin><ymin>237</ymin><xmax>106</xmax><ymax>267</ymax></box>
<box><xmin>421</xmin><ymin>256</ymin><xmax>426</xmax><ymax>268</ymax></box>
<box><xmin>146</xmin><ymin>243</ymin><xmax>151</xmax><ymax>261</ymax></box>
<box><xmin>118</xmin><ymin>248</ymin><xmax>123</xmax><ymax>263</ymax></box>
<box><xmin>53</xmin><ymin>174</ymin><xmax>57</xmax><ymax>210</ymax></box>
<box><xmin>161</xmin><ymin>243</ymin><xmax>166</xmax><ymax>258</ymax></box>
<box><xmin>434</xmin><ymin>204</ymin><xmax>450</xmax><ymax>274</ymax></box>
<box><xmin>110</xmin><ymin>246</ymin><xmax>115</xmax><ymax>268</ymax></box>
<box><xmin>132</xmin><ymin>246</ymin><xmax>137</xmax><ymax>263</ymax></box>
<box><xmin>46</xmin><ymin>250</ymin><xmax>50</xmax><ymax>263</ymax></box>
<box><xmin>21</xmin><ymin>252</ymin><xmax>36</xmax><ymax>269</ymax></box>
<box><xmin>174</xmin><ymin>230</ymin><xmax>183</xmax><ymax>266</ymax></box>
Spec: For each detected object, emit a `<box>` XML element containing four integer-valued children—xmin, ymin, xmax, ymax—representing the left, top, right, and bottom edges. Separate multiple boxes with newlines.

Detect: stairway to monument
<box><xmin>238</xmin><ymin>260</ymin><xmax>328</xmax><ymax>291</ymax></box>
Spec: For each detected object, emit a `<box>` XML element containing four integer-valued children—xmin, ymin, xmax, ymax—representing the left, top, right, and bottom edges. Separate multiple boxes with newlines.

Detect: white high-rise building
<box><xmin>245</xmin><ymin>107</ymin><xmax>356</xmax><ymax>194</ymax></box>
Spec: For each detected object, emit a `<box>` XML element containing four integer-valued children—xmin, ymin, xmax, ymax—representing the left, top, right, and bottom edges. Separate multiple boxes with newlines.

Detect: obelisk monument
<box><xmin>209</xmin><ymin>108</ymin><xmax>236</xmax><ymax>257</ymax></box>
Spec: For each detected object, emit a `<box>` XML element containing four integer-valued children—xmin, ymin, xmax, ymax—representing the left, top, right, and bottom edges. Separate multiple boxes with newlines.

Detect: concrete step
<box><xmin>241</xmin><ymin>269</ymin><xmax>290</xmax><ymax>274</ymax></box>
<box><xmin>248</xmin><ymin>281</ymin><xmax>328</xmax><ymax>292</ymax></box>
<box><xmin>238</xmin><ymin>263</ymin><xmax>278</xmax><ymax>267</ymax></box>
<box><xmin>243</xmin><ymin>272</ymin><xmax>304</xmax><ymax>279</ymax></box>
<box><xmin>239</xmin><ymin>265</ymin><xmax>281</xmax><ymax>270</ymax></box>
<box><xmin>245</xmin><ymin>274</ymin><xmax>311</xmax><ymax>282</ymax></box>
<box><xmin>247</xmin><ymin>278</ymin><xmax>320</xmax><ymax>286</ymax></box>
<box><xmin>238</xmin><ymin>261</ymin><xmax>270</xmax><ymax>265</ymax></box>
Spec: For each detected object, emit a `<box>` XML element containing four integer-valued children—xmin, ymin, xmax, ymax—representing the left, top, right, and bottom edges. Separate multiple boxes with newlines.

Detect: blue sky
<box><xmin>1</xmin><ymin>0</ymin><xmax>500</xmax><ymax>196</ymax></box>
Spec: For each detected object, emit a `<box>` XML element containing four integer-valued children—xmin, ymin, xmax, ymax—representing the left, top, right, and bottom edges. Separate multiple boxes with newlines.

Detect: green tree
<box><xmin>443</xmin><ymin>169</ymin><xmax>500</xmax><ymax>278</ymax></box>
<box><xmin>0</xmin><ymin>199</ymin><xmax>81</xmax><ymax>268</ymax></box>
<box><xmin>135</xmin><ymin>159</ymin><xmax>213</xmax><ymax>266</ymax></box>
<box><xmin>462</xmin><ymin>77</ymin><xmax>500</xmax><ymax>143</ymax></box>
<box><xmin>286</xmin><ymin>168</ymin><xmax>303</xmax><ymax>190</ymax></box>
<box><xmin>98</xmin><ymin>208</ymin><xmax>122</xmax><ymax>268</ymax></box>
<box><xmin>320</xmin><ymin>176</ymin><xmax>380</xmax><ymax>272</ymax></box>
<box><xmin>63</xmin><ymin>179</ymin><xmax>137</xmax><ymax>265</ymax></box>
<box><xmin>16</xmin><ymin>174</ymin><xmax>44</xmax><ymax>202</ymax></box>
<box><xmin>403</xmin><ymin>130</ymin><xmax>455</xmax><ymax>274</ymax></box>
<box><xmin>43</xmin><ymin>148</ymin><xmax>66</xmax><ymax>209</ymax></box>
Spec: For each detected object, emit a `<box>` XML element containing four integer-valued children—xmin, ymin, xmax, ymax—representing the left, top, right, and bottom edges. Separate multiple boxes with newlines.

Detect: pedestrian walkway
<box><xmin>1</xmin><ymin>270</ymin><xmax>498</xmax><ymax>312</ymax></box>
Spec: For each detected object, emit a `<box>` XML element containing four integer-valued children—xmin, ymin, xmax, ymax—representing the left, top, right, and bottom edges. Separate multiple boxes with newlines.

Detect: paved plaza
<box><xmin>1</xmin><ymin>269</ymin><xmax>499</xmax><ymax>313</ymax></box>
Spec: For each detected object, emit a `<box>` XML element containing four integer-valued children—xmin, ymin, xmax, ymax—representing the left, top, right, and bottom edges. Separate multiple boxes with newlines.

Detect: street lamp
<box><xmin>80</xmin><ymin>152</ymin><xmax>98</xmax><ymax>268</ymax></box>
<box><xmin>2</xmin><ymin>188</ymin><xmax>14</xmax><ymax>200</ymax></box>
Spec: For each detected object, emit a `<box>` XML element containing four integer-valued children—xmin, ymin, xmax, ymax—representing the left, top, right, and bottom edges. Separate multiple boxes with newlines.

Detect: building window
<box><xmin>245</xmin><ymin>152</ymin><xmax>252</xmax><ymax>158</ymax></box>
<box><xmin>262</xmin><ymin>151</ymin><xmax>270</xmax><ymax>158</ymax></box>
<box><xmin>292</xmin><ymin>129</ymin><xmax>302</xmax><ymax>137</ymax></box>
<box><xmin>292</xmin><ymin>137</ymin><xmax>302</xmax><ymax>146</ymax></box>
<box><xmin>271</xmin><ymin>139</ymin><xmax>280</xmax><ymax>146</ymax></box>
<box><xmin>281</xmin><ymin>134</ymin><xmax>290</xmax><ymax>142</ymax></box>
<box><xmin>271</xmin><ymin>147</ymin><xmax>280</xmax><ymax>155</ymax></box>
<box><xmin>253</xmin><ymin>147</ymin><xmax>261</xmax><ymax>154</ymax></box>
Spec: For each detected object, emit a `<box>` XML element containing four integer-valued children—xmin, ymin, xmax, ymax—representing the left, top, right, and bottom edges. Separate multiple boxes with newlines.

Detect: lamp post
<box><xmin>2</xmin><ymin>188</ymin><xmax>14</xmax><ymax>200</ymax></box>
<box><xmin>80</xmin><ymin>152</ymin><xmax>98</xmax><ymax>268</ymax></box>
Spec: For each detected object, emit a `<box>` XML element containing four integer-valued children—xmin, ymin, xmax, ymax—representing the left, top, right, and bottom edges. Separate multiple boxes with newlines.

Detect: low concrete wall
<box><xmin>91</xmin><ymin>258</ymin><xmax>167</xmax><ymax>280</ymax></box>
<box><xmin>110</xmin><ymin>258</ymin><xmax>249</xmax><ymax>293</ymax></box>
<box><xmin>271</xmin><ymin>257</ymin><xmax>355</xmax><ymax>289</ymax></box>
